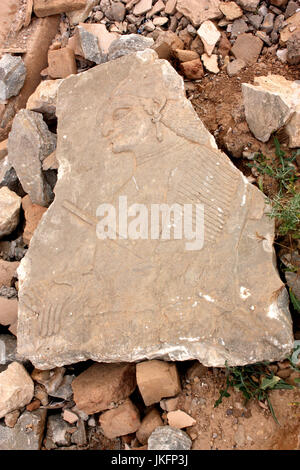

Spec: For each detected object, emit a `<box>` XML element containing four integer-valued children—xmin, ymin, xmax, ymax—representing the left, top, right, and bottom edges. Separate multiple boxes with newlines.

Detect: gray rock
<box><xmin>0</xmin><ymin>55</ymin><xmax>26</xmax><ymax>103</ymax></box>
<box><xmin>236</xmin><ymin>0</ymin><xmax>260</xmax><ymax>12</ymax></box>
<box><xmin>285</xmin><ymin>272</ymin><xmax>300</xmax><ymax>299</ymax></box>
<box><xmin>8</xmin><ymin>110</ymin><xmax>56</xmax><ymax>206</ymax></box>
<box><xmin>231</xmin><ymin>19</ymin><xmax>249</xmax><ymax>38</ymax></box>
<box><xmin>285</xmin><ymin>1</ymin><xmax>299</xmax><ymax>19</ymax></box>
<box><xmin>287</xmin><ymin>31</ymin><xmax>300</xmax><ymax>65</ymax></box>
<box><xmin>108</xmin><ymin>34</ymin><xmax>154</xmax><ymax>61</ymax></box>
<box><xmin>258</xmin><ymin>4</ymin><xmax>268</xmax><ymax>16</ymax></box>
<box><xmin>0</xmin><ymin>158</ymin><xmax>24</xmax><ymax>196</ymax></box>
<box><xmin>273</xmin><ymin>14</ymin><xmax>285</xmax><ymax>33</ymax></box>
<box><xmin>0</xmin><ymin>409</ymin><xmax>47</xmax><ymax>450</ymax></box>
<box><xmin>271</xmin><ymin>31</ymin><xmax>279</xmax><ymax>44</ymax></box>
<box><xmin>77</xmin><ymin>26</ymin><xmax>105</xmax><ymax>64</ymax></box>
<box><xmin>105</xmin><ymin>2</ymin><xmax>126</xmax><ymax>22</ymax></box>
<box><xmin>242</xmin><ymin>75</ymin><xmax>300</xmax><ymax>146</ymax></box>
<box><xmin>148</xmin><ymin>426</ymin><xmax>192</xmax><ymax>450</ymax></box>
<box><xmin>50</xmin><ymin>374</ymin><xmax>74</xmax><ymax>400</ymax></box>
<box><xmin>0</xmin><ymin>334</ymin><xmax>26</xmax><ymax>372</ymax></box>
<box><xmin>227</xmin><ymin>58</ymin><xmax>246</xmax><ymax>76</ymax></box>
<box><xmin>247</xmin><ymin>14</ymin><xmax>263</xmax><ymax>30</ymax></box>
<box><xmin>71</xmin><ymin>419</ymin><xmax>87</xmax><ymax>446</ymax></box>
<box><xmin>261</xmin><ymin>13</ymin><xmax>275</xmax><ymax>33</ymax></box>
<box><xmin>256</xmin><ymin>30</ymin><xmax>272</xmax><ymax>46</ymax></box>
<box><xmin>45</xmin><ymin>414</ymin><xmax>72</xmax><ymax>449</ymax></box>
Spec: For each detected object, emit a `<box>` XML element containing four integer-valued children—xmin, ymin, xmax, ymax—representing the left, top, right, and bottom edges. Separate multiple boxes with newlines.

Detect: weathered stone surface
<box><xmin>236</xmin><ymin>0</ymin><xmax>260</xmax><ymax>11</ymax></box>
<box><xmin>280</xmin><ymin>12</ymin><xmax>300</xmax><ymax>44</ymax></box>
<box><xmin>106</xmin><ymin>2</ymin><xmax>126</xmax><ymax>21</ymax></box>
<box><xmin>148</xmin><ymin>426</ymin><xmax>192</xmax><ymax>450</ymax></box>
<box><xmin>99</xmin><ymin>398</ymin><xmax>141</xmax><ymax>439</ymax></box>
<box><xmin>218</xmin><ymin>32</ymin><xmax>231</xmax><ymax>57</ymax></box>
<box><xmin>71</xmin><ymin>419</ymin><xmax>87</xmax><ymax>446</ymax></box>
<box><xmin>0</xmin><ymin>187</ymin><xmax>21</xmax><ymax>238</ymax></box>
<box><xmin>4</xmin><ymin>409</ymin><xmax>20</xmax><ymax>427</ymax></box>
<box><xmin>17</xmin><ymin>50</ymin><xmax>293</xmax><ymax>369</ymax></box>
<box><xmin>167</xmin><ymin>410</ymin><xmax>196</xmax><ymax>428</ymax></box>
<box><xmin>42</xmin><ymin>151</ymin><xmax>58</xmax><ymax>171</ymax></box>
<box><xmin>137</xmin><ymin>360</ymin><xmax>181</xmax><ymax>406</ymax></box>
<box><xmin>147</xmin><ymin>0</ymin><xmax>165</xmax><ymax>18</ymax></box>
<box><xmin>201</xmin><ymin>53</ymin><xmax>219</xmax><ymax>73</ymax></box>
<box><xmin>0</xmin><ymin>409</ymin><xmax>47</xmax><ymax>450</ymax></box>
<box><xmin>261</xmin><ymin>13</ymin><xmax>275</xmax><ymax>33</ymax></box>
<box><xmin>31</xmin><ymin>366</ymin><xmax>70</xmax><ymax>398</ymax></box>
<box><xmin>231</xmin><ymin>33</ymin><xmax>263</xmax><ymax>64</ymax></box>
<box><xmin>76</xmin><ymin>26</ymin><xmax>105</xmax><ymax>64</ymax></box>
<box><xmin>72</xmin><ymin>363</ymin><xmax>136</xmax><ymax>413</ymax></box>
<box><xmin>0</xmin><ymin>298</ymin><xmax>18</xmax><ymax>335</ymax></box>
<box><xmin>287</xmin><ymin>31</ymin><xmax>300</xmax><ymax>64</ymax></box>
<box><xmin>227</xmin><ymin>58</ymin><xmax>246</xmax><ymax>76</ymax></box>
<box><xmin>197</xmin><ymin>20</ymin><xmax>221</xmax><ymax>56</ymax></box>
<box><xmin>8</xmin><ymin>109</ymin><xmax>56</xmax><ymax>206</ymax></box>
<box><xmin>174</xmin><ymin>49</ymin><xmax>200</xmax><ymax>62</ymax></box>
<box><xmin>45</xmin><ymin>414</ymin><xmax>71</xmax><ymax>448</ymax></box>
<box><xmin>176</xmin><ymin>0</ymin><xmax>222</xmax><ymax>27</ymax></box>
<box><xmin>0</xmin><ymin>362</ymin><xmax>34</xmax><ymax>418</ymax></box>
<box><xmin>165</xmin><ymin>0</ymin><xmax>177</xmax><ymax>15</ymax></box>
<box><xmin>247</xmin><ymin>13</ymin><xmax>263</xmax><ymax>29</ymax></box>
<box><xmin>152</xmin><ymin>31</ymin><xmax>184</xmax><ymax>60</ymax></box>
<box><xmin>133</xmin><ymin>0</ymin><xmax>153</xmax><ymax>16</ymax></box>
<box><xmin>48</xmin><ymin>48</ymin><xmax>77</xmax><ymax>79</ymax></box>
<box><xmin>63</xmin><ymin>409</ymin><xmax>79</xmax><ymax>424</ymax></box>
<box><xmin>136</xmin><ymin>409</ymin><xmax>163</xmax><ymax>444</ymax></box>
<box><xmin>67</xmin><ymin>0</ymin><xmax>98</xmax><ymax>25</ymax></box>
<box><xmin>277</xmin><ymin>48</ymin><xmax>288</xmax><ymax>63</ymax></box>
<box><xmin>0</xmin><ymin>16</ymin><xmax>60</xmax><ymax>143</ymax></box>
<box><xmin>219</xmin><ymin>2</ymin><xmax>243</xmax><ymax>20</ymax></box>
<box><xmin>0</xmin><ymin>140</ymin><xmax>8</xmax><ymax>160</ymax></box>
<box><xmin>34</xmin><ymin>0</ymin><xmax>88</xmax><ymax>17</ymax></box>
<box><xmin>0</xmin><ymin>334</ymin><xmax>25</xmax><ymax>371</ymax></box>
<box><xmin>231</xmin><ymin>18</ymin><xmax>249</xmax><ymax>37</ymax></box>
<box><xmin>180</xmin><ymin>58</ymin><xmax>204</xmax><ymax>79</ymax></box>
<box><xmin>242</xmin><ymin>75</ymin><xmax>300</xmax><ymax>146</ymax></box>
<box><xmin>160</xmin><ymin>396</ymin><xmax>179</xmax><ymax>411</ymax></box>
<box><xmin>0</xmin><ymin>55</ymin><xmax>26</xmax><ymax>103</ymax></box>
<box><xmin>76</xmin><ymin>23</ymin><xmax>119</xmax><ymax>55</ymax></box>
<box><xmin>22</xmin><ymin>195</ymin><xmax>47</xmax><ymax>246</ymax></box>
<box><xmin>26</xmin><ymin>79</ymin><xmax>63</xmax><ymax>118</ymax></box>
<box><xmin>108</xmin><ymin>34</ymin><xmax>154</xmax><ymax>61</ymax></box>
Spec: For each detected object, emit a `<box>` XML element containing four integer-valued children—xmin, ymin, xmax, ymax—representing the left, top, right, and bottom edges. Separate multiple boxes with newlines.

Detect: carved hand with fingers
<box><xmin>23</xmin><ymin>279</ymin><xmax>74</xmax><ymax>338</ymax></box>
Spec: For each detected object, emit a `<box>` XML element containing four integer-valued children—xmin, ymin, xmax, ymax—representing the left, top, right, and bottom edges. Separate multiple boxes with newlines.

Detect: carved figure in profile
<box><xmin>17</xmin><ymin>51</ymin><xmax>293</xmax><ymax>367</ymax></box>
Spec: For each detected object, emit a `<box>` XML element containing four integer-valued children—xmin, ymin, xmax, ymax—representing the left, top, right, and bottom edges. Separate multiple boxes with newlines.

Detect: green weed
<box><xmin>214</xmin><ymin>361</ymin><xmax>293</xmax><ymax>424</ymax></box>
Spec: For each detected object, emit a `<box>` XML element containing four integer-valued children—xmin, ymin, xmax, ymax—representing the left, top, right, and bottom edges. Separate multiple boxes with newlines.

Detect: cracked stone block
<box><xmin>17</xmin><ymin>50</ymin><xmax>293</xmax><ymax>369</ymax></box>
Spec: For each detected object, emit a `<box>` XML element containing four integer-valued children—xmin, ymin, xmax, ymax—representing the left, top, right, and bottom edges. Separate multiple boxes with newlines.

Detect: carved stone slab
<box><xmin>17</xmin><ymin>50</ymin><xmax>293</xmax><ymax>369</ymax></box>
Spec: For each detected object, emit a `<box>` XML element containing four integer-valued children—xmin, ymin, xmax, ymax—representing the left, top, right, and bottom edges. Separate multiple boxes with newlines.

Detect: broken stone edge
<box><xmin>16</xmin><ymin>49</ymin><xmax>294</xmax><ymax>369</ymax></box>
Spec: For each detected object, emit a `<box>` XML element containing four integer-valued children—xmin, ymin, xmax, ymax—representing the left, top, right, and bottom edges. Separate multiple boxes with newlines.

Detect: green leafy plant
<box><xmin>290</xmin><ymin>288</ymin><xmax>300</xmax><ymax>313</ymax></box>
<box><xmin>267</xmin><ymin>192</ymin><xmax>300</xmax><ymax>236</ymax></box>
<box><xmin>214</xmin><ymin>362</ymin><xmax>293</xmax><ymax>424</ymax></box>
<box><xmin>248</xmin><ymin>138</ymin><xmax>298</xmax><ymax>196</ymax></box>
<box><xmin>248</xmin><ymin>138</ymin><xmax>300</xmax><ymax>238</ymax></box>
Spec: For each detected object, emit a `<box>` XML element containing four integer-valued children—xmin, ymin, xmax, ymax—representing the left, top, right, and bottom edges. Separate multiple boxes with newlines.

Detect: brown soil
<box><xmin>175</xmin><ymin>364</ymin><xmax>300</xmax><ymax>450</ymax></box>
<box><xmin>189</xmin><ymin>52</ymin><xmax>300</xmax><ymax>166</ymax></box>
